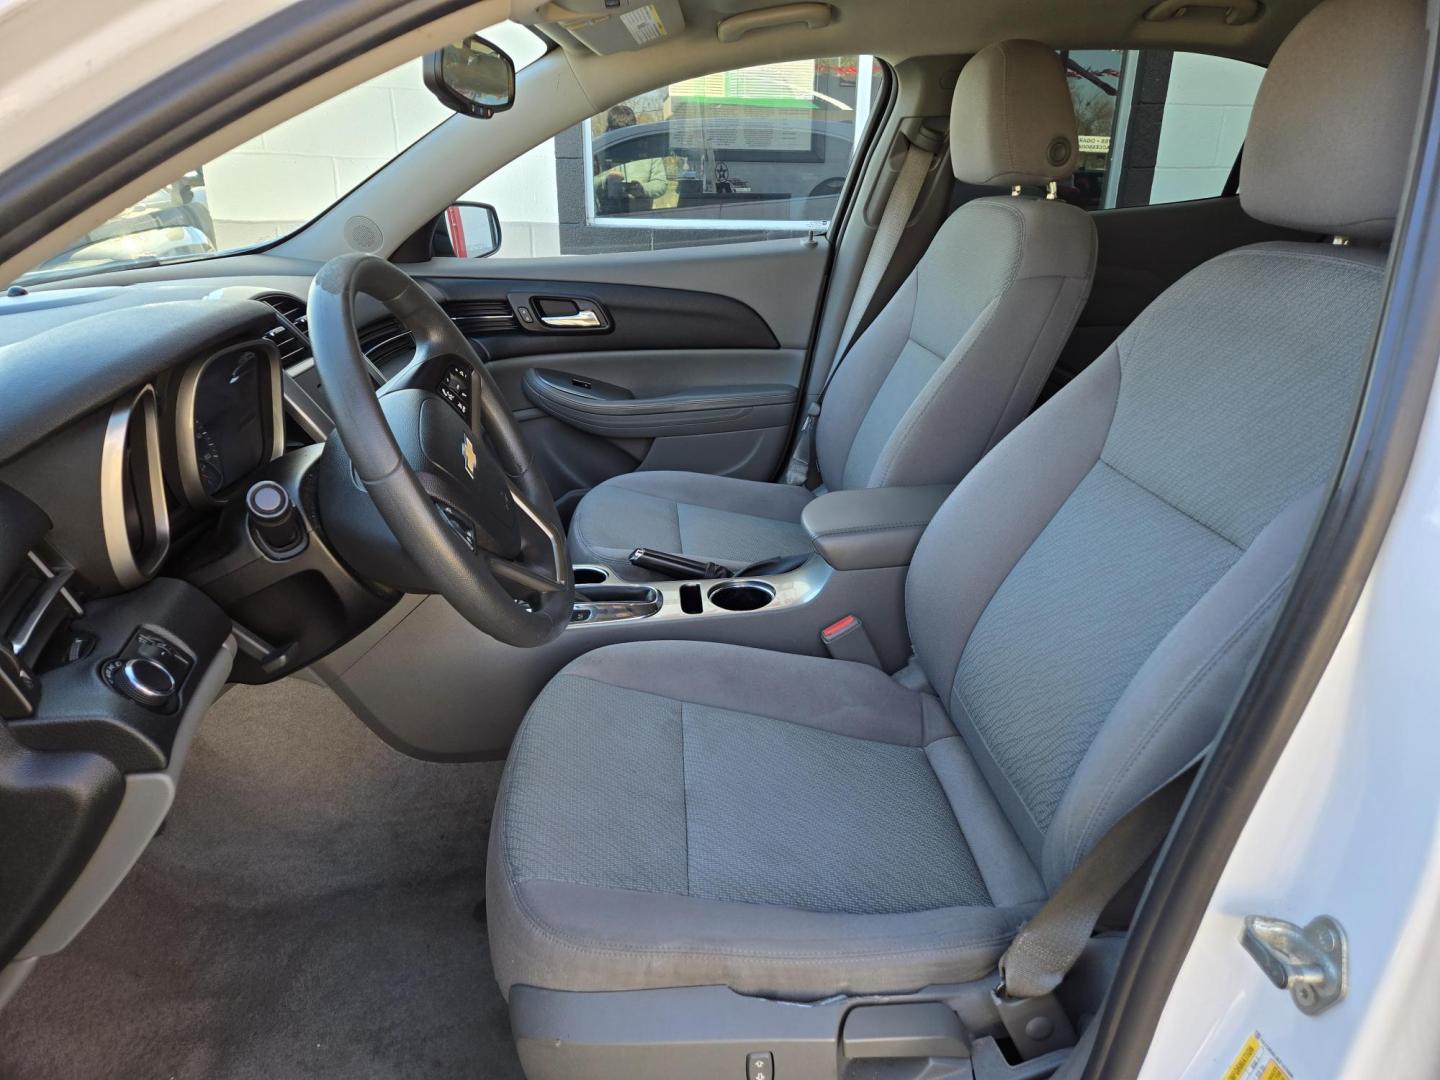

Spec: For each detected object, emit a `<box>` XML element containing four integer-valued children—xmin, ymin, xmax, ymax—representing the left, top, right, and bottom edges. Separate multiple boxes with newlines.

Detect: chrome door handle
<box><xmin>539</xmin><ymin>310</ymin><xmax>602</xmax><ymax>330</ymax></box>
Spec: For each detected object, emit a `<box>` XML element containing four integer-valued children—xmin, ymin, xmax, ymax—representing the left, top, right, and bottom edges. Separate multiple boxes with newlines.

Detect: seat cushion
<box><xmin>567</xmin><ymin>470</ymin><xmax>816</xmax><ymax>578</ymax></box>
<box><xmin>488</xmin><ymin>640</ymin><xmax>1043</xmax><ymax>1000</ymax></box>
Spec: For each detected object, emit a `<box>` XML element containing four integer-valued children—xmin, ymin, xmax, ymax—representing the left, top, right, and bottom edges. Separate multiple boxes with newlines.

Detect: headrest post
<box><xmin>1010</xmin><ymin>185</ymin><xmax>1022</xmax><ymax>197</ymax></box>
<box><xmin>1331</xmin><ymin>236</ymin><xmax>1352</xmax><ymax>246</ymax></box>
<box><xmin>1045</xmin><ymin>181</ymin><xmax>1058</xmax><ymax>201</ymax></box>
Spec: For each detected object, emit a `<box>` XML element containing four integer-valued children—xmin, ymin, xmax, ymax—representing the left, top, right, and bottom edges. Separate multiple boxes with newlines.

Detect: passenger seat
<box><xmin>568</xmin><ymin>39</ymin><xmax>1099</xmax><ymax>578</ymax></box>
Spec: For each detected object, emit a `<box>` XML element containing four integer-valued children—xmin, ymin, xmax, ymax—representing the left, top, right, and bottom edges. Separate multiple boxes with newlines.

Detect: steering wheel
<box><xmin>307</xmin><ymin>253</ymin><xmax>573</xmax><ymax>647</ymax></box>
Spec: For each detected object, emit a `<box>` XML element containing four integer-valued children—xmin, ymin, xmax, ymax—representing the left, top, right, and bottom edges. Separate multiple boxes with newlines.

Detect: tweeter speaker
<box><xmin>344</xmin><ymin>215</ymin><xmax>383</xmax><ymax>253</ymax></box>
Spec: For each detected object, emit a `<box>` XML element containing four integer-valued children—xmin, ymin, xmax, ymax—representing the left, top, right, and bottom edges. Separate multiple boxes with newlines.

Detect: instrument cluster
<box><xmin>171</xmin><ymin>339</ymin><xmax>286</xmax><ymax>509</ymax></box>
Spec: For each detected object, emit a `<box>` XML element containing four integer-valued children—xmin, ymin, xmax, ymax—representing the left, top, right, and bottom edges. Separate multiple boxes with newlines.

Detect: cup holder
<box><xmin>571</xmin><ymin>584</ymin><xmax>661</xmax><ymax>625</ymax></box>
<box><xmin>573</xmin><ymin>565</ymin><xmax>610</xmax><ymax>585</ymax></box>
<box><xmin>707</xmin><ymin>580</ymin><xmax>776</xmax><ymax>612</ymax></box>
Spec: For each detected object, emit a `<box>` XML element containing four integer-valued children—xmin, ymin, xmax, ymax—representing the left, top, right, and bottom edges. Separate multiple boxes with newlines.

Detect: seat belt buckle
<box><xmin>820</xmin><ymin>614</ymin><xmax>881</xmax><ymax>667</ymax></box>
<box><xmin>990</xmin><ymin>985</ymin><xmax>1077</xmax><ymax>1061</ymax></box>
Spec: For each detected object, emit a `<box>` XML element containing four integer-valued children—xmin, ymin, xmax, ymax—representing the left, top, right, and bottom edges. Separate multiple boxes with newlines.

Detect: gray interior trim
<box><xmin>522</xmin><ymin>368</ymin><xmax>796</xmax><ymax>438</ymax></box>
<box><xmin>436</xmin><ymin>238</ymin><xmax>828</xmax><ymax>352</ymax></box>
<box><xmin>0</xmin><ymin>957</ymin><xmax>36</xmax><ymax>1014</ymax></box>
<box><xmin>489</xmin><ymin>348</ymin><xmax>806</xmax><ymax>413</ymax></box>
<box><xmin>802</xmin><ymin>484</ymin><xmax>953</xmax><ymax>570</ymax></box>
<box><xmin>319</xmin><ymin>561</ymin><xmax>915</xmax><ymax>760</ymax></box>
<box><xmin>17</xmin><ymin>636</ymin><xmax>237</xmax><ymax>959</ymax></box>
<box><xmin>507</xmin><ymin>980</ymin><xmax>1005</xmax><ymax>1080</ymax></box>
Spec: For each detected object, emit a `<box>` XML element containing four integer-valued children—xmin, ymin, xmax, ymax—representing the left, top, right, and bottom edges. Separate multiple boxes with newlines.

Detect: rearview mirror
<box><xmin>434</xmin><ymin>202</ymin><xmax>501</xmax><ymax>259</ymax></box>
<box><xmin>423</xmin><ymin>35</ymin><xmax>516</xmax><ymax>119</ymax></box>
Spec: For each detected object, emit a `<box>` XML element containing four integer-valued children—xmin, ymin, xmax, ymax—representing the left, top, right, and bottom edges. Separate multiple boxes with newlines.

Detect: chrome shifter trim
<box><xmin>567</xmin><ymin>557</ymin><xmax>830</xmax><ymax>628</ymax></box>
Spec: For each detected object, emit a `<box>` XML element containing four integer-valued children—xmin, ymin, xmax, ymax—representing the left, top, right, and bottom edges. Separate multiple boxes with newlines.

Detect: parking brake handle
<box><xmin>629</xmin><ymin>548</ymin><xmax>734</xmax><ymax>580</ymax></box>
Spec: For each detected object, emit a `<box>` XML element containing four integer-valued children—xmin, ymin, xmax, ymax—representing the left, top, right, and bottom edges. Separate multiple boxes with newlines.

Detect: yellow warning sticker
<box><xmin>1223</xmin><ymin>1032</ymin><xmax>1293</xmax><ymax>1080</ymax></box>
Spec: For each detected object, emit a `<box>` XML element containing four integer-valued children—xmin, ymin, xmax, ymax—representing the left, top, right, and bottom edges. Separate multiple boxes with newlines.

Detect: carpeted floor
<box><xmin>0</xmin><ymin>677</ymin><xmax>523</xmax><ymax>1080</ymax></box>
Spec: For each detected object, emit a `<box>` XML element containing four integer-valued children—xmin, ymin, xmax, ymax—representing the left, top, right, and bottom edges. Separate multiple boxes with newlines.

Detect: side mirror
<box><xmin>434</xmin><ymin>202</ymin><xmax>501</xmax><ymax>259</ymax></box>
<box><xmin>423</xmin><ymin>35</ymin><xmax>515</xmax><ymax>119</ymax></box>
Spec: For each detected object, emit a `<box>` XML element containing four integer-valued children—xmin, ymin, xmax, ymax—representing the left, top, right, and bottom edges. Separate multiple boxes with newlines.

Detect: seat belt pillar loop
<box><xmin>781</xmin><ymin>402</ymin><xmax>823</xmax><ymax>486</ymax></box>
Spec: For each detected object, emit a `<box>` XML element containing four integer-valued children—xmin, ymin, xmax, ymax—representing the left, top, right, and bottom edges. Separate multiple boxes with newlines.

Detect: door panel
<box><xmin>405</xmin><ymin>238</ymin><xmax>828</xmax><ymax>515</ymax></box>
<box><xmin>422</xmin><ymin>237</ymin><xmax>827</xmax><ymax>349</ymax></box>
<box><xmin>425</xmin><ymin>273</ymin><xmax>783</xmax><ymax>354</ymax></box>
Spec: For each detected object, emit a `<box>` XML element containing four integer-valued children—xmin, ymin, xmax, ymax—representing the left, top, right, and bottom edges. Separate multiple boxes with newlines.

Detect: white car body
<box><xmin>0</xmin><ymin>1</ymin><xmax>1435</xmax><ymax>1076</ymax></box>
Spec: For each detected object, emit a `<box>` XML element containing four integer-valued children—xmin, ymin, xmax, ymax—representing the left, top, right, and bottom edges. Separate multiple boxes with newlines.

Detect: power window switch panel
<box><xmin>746</xmin><ymin>1050</ymin><xmax>774</xmax><ymax>1080</ymax></box>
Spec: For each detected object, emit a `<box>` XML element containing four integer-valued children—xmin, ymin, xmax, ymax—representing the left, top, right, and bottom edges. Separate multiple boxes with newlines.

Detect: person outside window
<box><xmin>593</xmin><ymin>104</ymin><xmax>668</xmax><ymax>213</ymax></box>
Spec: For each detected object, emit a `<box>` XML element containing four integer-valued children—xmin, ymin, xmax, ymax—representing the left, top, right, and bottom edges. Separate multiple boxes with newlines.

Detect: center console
<box><xmin>316</xmin><ymin>481</ymin><xmax>959</xmax><ymax>762</ymax></box>
<box><xmin>569</xmin><ymin>561</ymin><xmax>824</xmax><ymax>627</ymax></box>
<box><xmin>565</xmin><ymin>483</ymin><xmax>954</xmax><ymax>630</ymax></box>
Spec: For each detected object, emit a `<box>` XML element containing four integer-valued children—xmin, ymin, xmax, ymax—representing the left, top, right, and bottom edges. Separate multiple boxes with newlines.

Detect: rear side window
<box><xmin>1060</xmin><ymin>50</ymin><xmax>1264</xmax><ymax>210</ymax></box>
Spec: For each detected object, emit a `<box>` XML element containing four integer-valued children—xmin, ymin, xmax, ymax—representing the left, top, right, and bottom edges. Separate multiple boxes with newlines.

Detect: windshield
<box><xmin>16</xmin><ymin>22</ymin><xmax>546</xmax><ymax>287</ymax></box>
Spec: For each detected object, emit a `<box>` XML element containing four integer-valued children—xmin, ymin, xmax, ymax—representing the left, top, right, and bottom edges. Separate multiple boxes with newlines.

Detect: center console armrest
<box><xmin>801</xmin><ymin>485</ymin><xmax>953</xmax><ymax>571</ymax></box>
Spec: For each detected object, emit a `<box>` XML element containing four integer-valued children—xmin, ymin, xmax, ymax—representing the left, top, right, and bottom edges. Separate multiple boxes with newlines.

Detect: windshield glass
<box><xmin>17</xmin><ymin>22</ymin><xmax>546</xmax><ymax>286</ymax></box>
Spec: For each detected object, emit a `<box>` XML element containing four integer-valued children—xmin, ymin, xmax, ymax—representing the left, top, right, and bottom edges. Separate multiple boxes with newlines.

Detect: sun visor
<box><xmin>540</xmin><ymin>0</ymin><xmax>686</xmax><ymax>55</ymax></box>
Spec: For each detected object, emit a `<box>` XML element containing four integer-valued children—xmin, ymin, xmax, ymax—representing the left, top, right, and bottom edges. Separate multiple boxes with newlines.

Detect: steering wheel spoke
<box><xmin>488</xmin><ymin>555</ymin><xmax>564</xmax><ymax>595</ymax></box>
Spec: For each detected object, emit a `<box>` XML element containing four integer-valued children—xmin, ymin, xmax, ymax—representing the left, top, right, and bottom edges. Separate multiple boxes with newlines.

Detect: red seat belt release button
<box><xmin>821</xmin><ymin>614</ymin><xmax>881</xmax><ymax>667</ymax></box>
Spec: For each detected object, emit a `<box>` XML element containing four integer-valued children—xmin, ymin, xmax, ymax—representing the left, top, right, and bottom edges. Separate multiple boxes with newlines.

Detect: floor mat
<box><xmin>0</xmin><ymin>677</ymin><xmax>523</xmax><ymax>1080</ymax></box>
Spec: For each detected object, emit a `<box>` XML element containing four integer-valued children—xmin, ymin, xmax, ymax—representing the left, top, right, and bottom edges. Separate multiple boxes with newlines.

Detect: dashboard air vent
<box><xmin>444</xmin><ymin>298</ymin><xmax>519</xmax><ymax>335</ymax></box>
<box><xmin>358</xmin><ymin>317</ymin><xmax>415</xmax><ymax>368</ymax></box>
<box><xmin>256</xmin><ymin>293</ymin><xmax>311</xmax><ymax>368</ymax></box>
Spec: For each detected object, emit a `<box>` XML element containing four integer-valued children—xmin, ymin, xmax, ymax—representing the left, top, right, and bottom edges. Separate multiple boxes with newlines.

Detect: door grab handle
<box><xmin>540</xmin><ymin>310</ymin><xmax>603</xmax><ymax>330</ymax></box>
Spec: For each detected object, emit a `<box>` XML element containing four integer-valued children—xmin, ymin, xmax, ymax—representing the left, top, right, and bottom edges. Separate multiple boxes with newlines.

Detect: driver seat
<box><xmin>487</xmin><ymin>1</ymin><xmax>1420</xmax><ymax>1074</ymax></box>
<box><xmin>567</xmin><ymin>39</ymin><xmax>1097</xmax><ymax>579</ymax></box>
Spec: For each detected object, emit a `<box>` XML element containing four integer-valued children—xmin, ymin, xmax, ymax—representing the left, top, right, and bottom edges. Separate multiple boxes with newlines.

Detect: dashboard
<box><xmin>0</xmin><ymin>264</ymin><xmax>576</xmax><ymax>973</ymax></box>
<box><xmin>0</xmin><ymin>280</ymin><xmax>403</xmax><ymax>970</ymax></box>
<box><xmin>0</xmin><ymin>303</ymin><xmax>287</xmax><ymax>592</ymax></box>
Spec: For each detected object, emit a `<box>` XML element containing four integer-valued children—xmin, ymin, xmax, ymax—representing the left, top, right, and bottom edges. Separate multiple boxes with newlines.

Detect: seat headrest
<box><xmin>1242</xmin><ymin>0</ymin><xmax>1425</xmax><ymax>240</ymax></box>
<box><xmin>950</xmin><ymin>39</ymin><xmax>1079</xmax><ymax>187</ymax></box>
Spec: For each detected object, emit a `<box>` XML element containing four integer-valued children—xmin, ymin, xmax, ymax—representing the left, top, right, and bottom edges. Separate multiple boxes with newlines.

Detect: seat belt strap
<box><xmin>781</xmin><ymin>133</ymin><xmax>937</xmax><ymax>487</ymax></box>
<box><xmin>995</xmin><ymin>762</ymin><xmax>1200</xmax><ymax>1003</ymax></box>
<box><xmin>835</xmin><ymin>136</ymin><xmax>935</xmax><ymax>359</ymax></box>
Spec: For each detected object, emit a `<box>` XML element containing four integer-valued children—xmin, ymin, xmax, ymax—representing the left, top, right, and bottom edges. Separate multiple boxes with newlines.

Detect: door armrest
<box><xmin>801</xmin><ymin>485</ymin><xmax>953</xmax><ymax>570</ymax></box>
<box><xmin>522</xmin><ymin>367</ymin><xmax>795</xmax><ymax>437</ymax></box>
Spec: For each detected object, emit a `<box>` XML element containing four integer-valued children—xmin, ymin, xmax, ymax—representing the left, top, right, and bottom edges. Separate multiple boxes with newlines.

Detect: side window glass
<box><xmin>1058</xmin><ymin>50</ymin><xmax>1264</xmax><ymax>210</ymax></box>
<box><xmin>463</xmin><ymin>57</ymin><xmax>884</xmax><ymax>257</ymax></box>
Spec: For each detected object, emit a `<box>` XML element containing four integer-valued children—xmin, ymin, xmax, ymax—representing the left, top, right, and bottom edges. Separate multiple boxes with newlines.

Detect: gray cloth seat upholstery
<box><xmin>567</xmin><ymin>469</ymin><xmax>815</xmax><ymax>575</ymax></box>
<box><xmin>490</xmin><ymin>0</ymin><xmax>1423</xmax><ymax>1006</ymax></box>
<box><xmin>487</xmin><ymin>640</ymin><xmax>1042</xmax><ymax>998</ymax></box>
<box><xmin>569</xmin><ymin>40</ymin><xmax>1097</xmax><ymax>578</ymax></box>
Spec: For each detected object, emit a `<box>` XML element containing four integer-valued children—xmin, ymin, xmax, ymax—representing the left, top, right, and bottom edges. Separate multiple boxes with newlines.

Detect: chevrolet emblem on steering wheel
<box><xmin>461</xmin><ymin>433</ymin><xmax>478</xmax><ymax>479</ymax></box>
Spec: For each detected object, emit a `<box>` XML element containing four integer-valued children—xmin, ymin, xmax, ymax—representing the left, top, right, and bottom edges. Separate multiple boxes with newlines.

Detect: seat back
<box><xmin>905</xmin><ymin>0</ymin><xmax>1424</xmax><ymax>892</ymax></box>
<box><xmin>815</xmin><ymin>40</ymin><xmax>1097</xmax><ymax>492</ymax></box>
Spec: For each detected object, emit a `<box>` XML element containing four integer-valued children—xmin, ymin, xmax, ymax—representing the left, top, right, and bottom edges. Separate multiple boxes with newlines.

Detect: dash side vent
<box><xmin>256</xmin><ymin>293</ymin><xmax>311</xmax><ymax>368</ymax></box>
<box><xmin>444</xmin><ymin>298</ymin><xmax>520</xmax><ymax>335</ymax></box>
<box><xmin>357</xmin><ymin>317</ymin><xmax>414</xmax><ymax>368</ymax></box>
